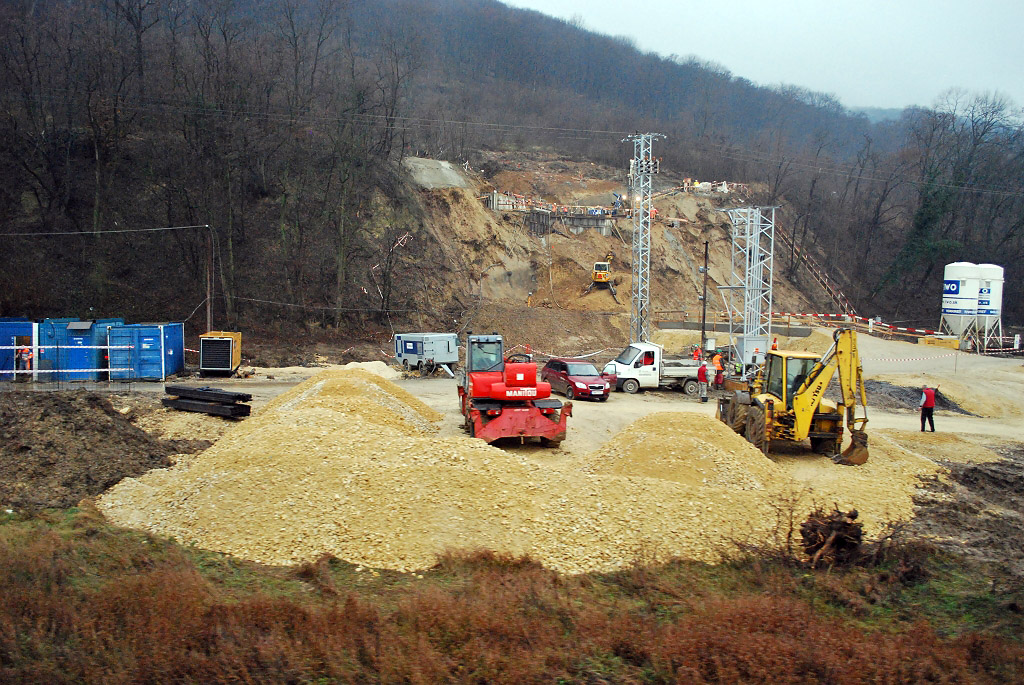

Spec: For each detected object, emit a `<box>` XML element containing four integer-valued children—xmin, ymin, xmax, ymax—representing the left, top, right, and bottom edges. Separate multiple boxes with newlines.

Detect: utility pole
<box><xmin>623</xmin><ymin>132</ymin><xmax>665</xmax><ymax>343</ymax></box>
<box><xmin>206</xmin><ymin>225</ymin><xmax>213</xmax><ymax>332</ymax></box>
<box><xmin>700</xmin><ymin>240</ymin><xmax>709</xmax><ymax>354</ymax></box>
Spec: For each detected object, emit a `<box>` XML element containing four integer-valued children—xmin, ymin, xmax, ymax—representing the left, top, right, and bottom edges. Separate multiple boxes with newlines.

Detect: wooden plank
<box><xmin>164</xmin><ymin>385</ymin><xmax>253</xmax><ymax>404</ymax></box>
<box><xmin>161</xmin><ymin>397</ymin><xmax>250</xmax><ymax>417</ymax></box>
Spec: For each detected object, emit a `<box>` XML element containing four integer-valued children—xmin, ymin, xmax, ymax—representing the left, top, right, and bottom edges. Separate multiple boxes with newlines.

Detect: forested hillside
<box><xmin>1</xmin><ymin>0</ymin><xmax>1021</xmax><ymax>329</ymax></box>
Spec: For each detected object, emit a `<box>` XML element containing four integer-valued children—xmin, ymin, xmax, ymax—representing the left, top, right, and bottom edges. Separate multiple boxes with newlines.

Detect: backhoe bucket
<box><xmin>834</xmin><ymin>430</ymin><xmax>869</xmax><ymax>466</ymax></box>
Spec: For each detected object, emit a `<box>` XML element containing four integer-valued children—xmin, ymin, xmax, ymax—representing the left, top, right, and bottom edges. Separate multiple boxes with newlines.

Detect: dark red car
<box><xmin>540</xmin><ymin>358</ymin><xmax>611</xmax><ymax>401</ymax></box>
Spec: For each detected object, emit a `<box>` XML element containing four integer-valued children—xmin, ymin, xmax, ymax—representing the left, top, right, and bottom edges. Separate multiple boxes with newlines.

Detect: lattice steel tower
<box><xmin>722</xmin><ymin>206</ymin><xmax>776</xmax><ymax>370</ymax></box>
<box><xmin>624</xmin><ymin>132</ymin><xmax>664</xmax><ymax>343</ymax></box>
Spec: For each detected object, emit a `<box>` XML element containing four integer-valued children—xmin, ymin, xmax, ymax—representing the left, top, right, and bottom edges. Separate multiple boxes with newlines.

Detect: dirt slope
<box><xmin>408</xmin><ymin>153</ymin><xmax>820</xmax><ymax>352</ymax></box>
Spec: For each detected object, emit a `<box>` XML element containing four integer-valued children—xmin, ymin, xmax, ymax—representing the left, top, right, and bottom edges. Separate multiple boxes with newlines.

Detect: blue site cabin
<box><xmin>38</xmin><ymin>318</ymin><xmax>82</xmax><ymax>381</ymax></box>
<box><xmin>107</xmin><ymin>322</ymin><xmax>184</xmax><ymax>380</ymax></box>
<box><xmin>60</xmin><ymin>321</ymin><xmax>100</xmax><ymax>381</ymax></box>
<box><xmin>0</xmin><ymin>318</ymin><xmax>34</xmax><ymax>381</ymax></box>
<box><xmin>92</xmin><ymin>318</ymin><xmax>124</xmax><ymax>377</ymax></box>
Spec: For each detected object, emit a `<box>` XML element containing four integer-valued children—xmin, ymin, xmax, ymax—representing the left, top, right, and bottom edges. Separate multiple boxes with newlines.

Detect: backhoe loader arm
<box><xmin>792</xmin><ymin>328</ymin><xmax>869</xmax><ymax>464</ymax></box>
<box><xmin>791</xmin><ymin>329</ymin><xmax>868</xmax><ymax>437</ymax></box>
<box><xmin>791</xmin><ymin>350</ymin><xmax>839</xmax><ymax>439</ymax></box>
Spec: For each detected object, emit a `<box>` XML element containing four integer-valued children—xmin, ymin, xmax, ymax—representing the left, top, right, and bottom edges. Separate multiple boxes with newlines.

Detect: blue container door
<box><xmin>162</xmin><ymin>324</ymin><xmax>184</xmax><ymax>376</ymax></box>
<box><xmin>107</xmin><ymin>327</ymin><xmax>136</xmax><ymax>380</ymax></box>
<box><xmin>0</xmin><ymin>322</ymin><xmax>33</xmax><ymax>381</ymax></box>
<box><xmin>60</xmin><ymin>332</ymin><xmax>98</xmax><ymax>381</ymax></box>
<box><xmin>136</xmin><ymin>328</ymin><xmax>165</xmax><ymax>380</ymax></box>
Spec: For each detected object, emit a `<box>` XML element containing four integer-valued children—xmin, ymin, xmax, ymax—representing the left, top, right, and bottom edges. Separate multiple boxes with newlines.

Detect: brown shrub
<box><xmin>2</xmin><ymin>519</ymin><xmax>1023</xmax><ymax>683</ymax></box>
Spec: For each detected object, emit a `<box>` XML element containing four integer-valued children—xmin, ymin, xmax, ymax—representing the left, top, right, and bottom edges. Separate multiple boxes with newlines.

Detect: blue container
<box><xmin>108</xmin><ymin>323</ymin><xmax>185</xmax><ymax>380</ymax></box>
<box><xmin>162</xmin><ymin>323</ymin><xmax>185</xmax><ymax>376</ymax></box>
<box><xmin>58</xmin><ymin>321</ymin><xmax>99</xmax><ymax>381</ymax></box>
<box><xmin>0</xmin><ymin>320</ymin><xmax>33</xmax><ymax>381</ymax></box>
<box><xmin>37</xmin><ymin>318</ymin><xmax>78</xmax><ymax>380</ymax></box>
<box><xmin>92</xmin><ymin>318</ymin><xmax>124</xmax><ymax>378</ymax></box>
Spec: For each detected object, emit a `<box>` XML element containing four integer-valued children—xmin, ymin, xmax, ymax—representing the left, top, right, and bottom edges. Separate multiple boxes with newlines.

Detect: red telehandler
<box><xmin>458</xmin><ymin>332</ymin><xmax>571</xmax><ymax>445</ymax></box>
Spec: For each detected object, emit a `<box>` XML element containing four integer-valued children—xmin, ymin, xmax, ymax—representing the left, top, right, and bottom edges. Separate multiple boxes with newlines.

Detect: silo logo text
<box><xmin>943</xmin><ymin>280</ymin><xmax>960</xmax><ymax>294</ymax></box>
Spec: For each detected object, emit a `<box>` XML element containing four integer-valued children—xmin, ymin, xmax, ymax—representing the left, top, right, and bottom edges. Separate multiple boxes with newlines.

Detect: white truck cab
<box><xmin>603</xmin><ymin>341</ymin><xmax>701</xmax><ymax>394</ymax></box>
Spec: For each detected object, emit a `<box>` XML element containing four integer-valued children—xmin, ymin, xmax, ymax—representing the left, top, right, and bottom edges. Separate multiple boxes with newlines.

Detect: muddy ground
<box><xmin>862</xmin><ymin>379</ymin><xmax>972</xmax><ymax>414</ymax></box>
<box><xmin>0</xmin><ymin>392</ymin><xmax>210</xmax><ymax>509</ymax></box>
<box><xmin>910</xmin><ymin>444</ymin><xmax>1024</xmax><ymax>578</ymax></box>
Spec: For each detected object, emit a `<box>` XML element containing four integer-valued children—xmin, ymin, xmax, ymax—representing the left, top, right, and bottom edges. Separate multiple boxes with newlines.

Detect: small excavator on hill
<box><xmin>458</xmin><ymin>332</ymin><xmax>571</xmax><ymax>446</ymax></box>
<box><xmin>582</xmin><ymin>251</ymin><xmax>620</xmax><ymax>303</ymax></box>
<box><xmin>717</xmin><ymin>328</ymin><xmax>870</xmax><ymax>465</ymax></box>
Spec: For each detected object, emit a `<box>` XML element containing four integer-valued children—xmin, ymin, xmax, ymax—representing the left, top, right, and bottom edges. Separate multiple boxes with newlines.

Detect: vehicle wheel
<box><xmin>468</xmin><ymin>419</ymin><xmax>476</xmax><ymax>438</ymax></box>
<box><xmin>622</xmin><ymin>379</ymin><xmax>640</xmax><ymax>394</ymax></box>
<box><xmin>402</xmin><ymin>359</ymin><xmax>409</xmax><ymax>369</ymax></box>
<box><xmin>683</xmin><ymin>379</ymin><xmax>698</xmax><ymax>396</ymax></box>
<box><xmin>598</xmin><ymin>395</ymin><xmax>609</xmax><ymax>402</ymax></box>
<box><xmin>416</xmin><ymin>361</ymin><xmax>423</xmax><ymax>372</ymax></box>
<box><xmin>745</xmin><ymin>406</ymin><xmax>769</xmax><ymax>455</ymax></box>
<box><xmin>565</xmin><ymin>386</ymin><xmax>575</xmax><ymax>400</ymax></box>
<box><xmin>728</xmin><ymin>396</ymin><xmax>748</xmax><ymax>434</ymax></box>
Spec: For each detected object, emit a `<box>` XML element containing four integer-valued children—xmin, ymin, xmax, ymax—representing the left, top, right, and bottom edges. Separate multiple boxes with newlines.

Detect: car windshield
<box><xmin>566</xmin><ymin>363</ymin><xmax>599</xmax><ymax>376</ymax></box>
<box><xmin>614</xmin><ymin>346</ymin><xmax>640</xmax><ymax>365</ymax></box>
<box><xmin>470</xmin><ymin>341</ymin><xmax>504</xmax><ymax>371</ymax></box>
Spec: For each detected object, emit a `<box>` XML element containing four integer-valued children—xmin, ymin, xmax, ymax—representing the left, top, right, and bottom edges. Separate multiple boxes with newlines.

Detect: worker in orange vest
<box><xmin>16</xmin><ymin>346</ymin><xmax>32</xmax><ymax>380</ymax></box>
<box><xmin>691</xmin><ymin>345</ymin><xmax>701</xmax><ymax>361</ymax></box>
<box><xmin>712</xmin><ymin>351</ymin><xmax>724</xmax><ymax>389</ymax></box>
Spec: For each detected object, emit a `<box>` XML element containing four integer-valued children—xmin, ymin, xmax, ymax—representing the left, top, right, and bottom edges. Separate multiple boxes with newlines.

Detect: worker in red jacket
<box><xmin>697</xmin><ymin>361</ymin><xmax>710</xmax><ymax>402</ymax></box>
<box><xmin>920</xmin><ymin>385</ymin><xmax>936</xmax><ymax>432</ymax></box>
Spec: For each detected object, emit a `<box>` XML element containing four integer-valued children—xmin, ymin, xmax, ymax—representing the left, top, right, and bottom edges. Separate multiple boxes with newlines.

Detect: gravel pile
<box><xmin>99</xmin><ymin>369</ymin><xmax>948</xmax><ymax>573</ymax></box>
<box><xmin>581</xmin><ymin>413</ymin><xmax>784</xmax><ymax>491</ymax></box>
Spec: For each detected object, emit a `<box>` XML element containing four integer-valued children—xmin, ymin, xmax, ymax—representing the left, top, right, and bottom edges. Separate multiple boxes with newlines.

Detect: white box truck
<box><xmin>602</xmin><ymin>341</ymin><xmax>702</xmax><ymax>395</ymax></box>
<box><xmin>394</xmin><ymin>333</ymin><xmax>459</xmax><ymax>376</ymax></box>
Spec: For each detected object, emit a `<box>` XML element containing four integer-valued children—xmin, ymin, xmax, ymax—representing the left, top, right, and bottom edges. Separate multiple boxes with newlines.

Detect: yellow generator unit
<box><xmin>200</xmin><ymin>331</ymin><xmax>242</xmax><ymax>376</ymax></box>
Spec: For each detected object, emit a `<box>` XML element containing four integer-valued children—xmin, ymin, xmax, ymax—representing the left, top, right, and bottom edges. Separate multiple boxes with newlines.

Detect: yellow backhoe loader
<box><xmin>717</xmin><ymin>328</ymin><xmax>869</xmax><ymax>465</ymax></box>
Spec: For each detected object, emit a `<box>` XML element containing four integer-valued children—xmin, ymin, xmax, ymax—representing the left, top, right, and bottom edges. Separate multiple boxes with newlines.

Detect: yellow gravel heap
<box><xmin>582</xmin><ymin>413</ymin><xmax>783</xmax><ymax>491</ymax></box>
<box><xmin>99</xmin><ymin>369</ymin><xmax>944</xmax><ymax>573</ymax></box>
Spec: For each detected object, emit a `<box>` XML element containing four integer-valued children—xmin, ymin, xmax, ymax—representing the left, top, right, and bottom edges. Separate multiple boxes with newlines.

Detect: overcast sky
<box><xmin>501</xmin><ymin>0</ymin><xmax>1024</xmax><ymax>110</ymax></box>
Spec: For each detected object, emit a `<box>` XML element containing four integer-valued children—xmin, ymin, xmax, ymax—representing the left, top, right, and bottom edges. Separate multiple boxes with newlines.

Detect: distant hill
<box><xmin>849</xmin><ymin>106</ymin><xmax>907</xmax><ymax>123</ymax></box>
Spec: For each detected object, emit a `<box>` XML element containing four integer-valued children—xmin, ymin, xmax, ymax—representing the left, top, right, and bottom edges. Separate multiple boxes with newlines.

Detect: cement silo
<box><xmin>939</xmin><ymin>262</ymin><xmax>980</xmax><ymax>339</ymax></box>
<box><xmin>976</xmin><ymin>263</ymin><xmax>1004</xmax><ymax>350</ymax></box>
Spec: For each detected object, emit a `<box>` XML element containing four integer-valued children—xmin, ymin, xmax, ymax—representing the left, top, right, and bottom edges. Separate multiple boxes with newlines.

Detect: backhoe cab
<box><xmin>717</xmin><ymin>328</ymin><xmax>869</xmax><ymax>465</ymax></box>
<box><xmin>457</xmin><ymin>332</ymin><xmax>571</xmax><ymax>446</ymax></box>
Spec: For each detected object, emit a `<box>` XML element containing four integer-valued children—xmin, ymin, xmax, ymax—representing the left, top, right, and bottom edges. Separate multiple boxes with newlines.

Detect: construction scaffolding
<box><xmin>720</xmin><ymin>206</ymin><xmax>776</xmax><ymax>372</ymax></box>
<box><xmin>624</xmin><ymin>132</ymin><xmax>664</xmax><ymax>343</ymax></box>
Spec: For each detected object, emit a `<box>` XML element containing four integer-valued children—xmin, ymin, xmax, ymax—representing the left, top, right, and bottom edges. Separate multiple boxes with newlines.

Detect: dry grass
<box><xmin>2</xmin><ymin>506</ymin><xmax>1023</xmax><ymax>683</ymax></box>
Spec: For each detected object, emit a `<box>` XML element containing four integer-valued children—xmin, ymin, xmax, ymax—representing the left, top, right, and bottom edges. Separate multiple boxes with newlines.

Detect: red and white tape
<box><xmin>863</xmin><ymin>353</ymin><xmax>957</xmax><ymax>362</ymax></box>
<box><xmin>771</xmin><ymin>312</ymin><xmax>939</xmax><ymax>335</ymax></box>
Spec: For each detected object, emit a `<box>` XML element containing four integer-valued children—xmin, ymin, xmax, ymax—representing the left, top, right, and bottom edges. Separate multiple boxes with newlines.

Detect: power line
<box><xmin>1</xmin><ymin>224</ymin><xmax>210</xmax><ymax>237</ymax></box>
<box><xmin>227</xmin><ymin>295</ymin><xmax>443</xmax><ymax>314</ymax></box>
